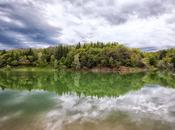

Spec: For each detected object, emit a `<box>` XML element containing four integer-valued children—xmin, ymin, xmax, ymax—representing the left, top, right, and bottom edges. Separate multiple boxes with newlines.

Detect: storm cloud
<box><xmin>0</xmin><ymin>0</ymin><xmax>175</xmax><ymax>50</ymax></box>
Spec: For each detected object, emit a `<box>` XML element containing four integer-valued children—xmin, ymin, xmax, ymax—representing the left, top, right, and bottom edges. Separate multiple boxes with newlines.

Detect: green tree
<box><xmin>36</xmin><ymin>52</ymin><xmax>47</xmax><ymax>67</ymax></box>
<box><xmin>50</xmin><ymin>55</ymin><xmax>58</xmax><ymax>68</ymax></box>
<box><xmin>72</xmin><ymin>53</ymin><xmax>80</xmax><ymax>69</ymax></box>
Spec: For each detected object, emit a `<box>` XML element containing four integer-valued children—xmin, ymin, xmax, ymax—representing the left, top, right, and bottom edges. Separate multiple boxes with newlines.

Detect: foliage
<box><xmin>0</xmin><ymin>42</ymin><xmax>175</xmax><ymax>71</ymax></box>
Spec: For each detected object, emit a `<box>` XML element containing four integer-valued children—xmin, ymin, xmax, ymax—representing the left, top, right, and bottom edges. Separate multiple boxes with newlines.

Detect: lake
<box><xmin>0</xmin><ymin>70</ymin><xmax>175</xmax><ymax>130</ymax></box>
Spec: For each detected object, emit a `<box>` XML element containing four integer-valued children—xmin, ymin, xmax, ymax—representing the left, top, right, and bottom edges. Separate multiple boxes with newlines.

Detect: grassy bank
<box><xmin>0</xmin><ymin>66</ymin><xmax>57</xmax><ymax>72</ymax></box>
<box><xmin>0</xmin><ymin>66</ymin><xmax>149</xmax><ymax>75</ymax></box>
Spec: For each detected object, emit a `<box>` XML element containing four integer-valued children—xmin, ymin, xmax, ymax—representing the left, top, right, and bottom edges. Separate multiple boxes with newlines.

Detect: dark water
<box><xmin>0</xmin><ymin>70</ymin><xmax>175</xmax><ymax>130</ymax></box>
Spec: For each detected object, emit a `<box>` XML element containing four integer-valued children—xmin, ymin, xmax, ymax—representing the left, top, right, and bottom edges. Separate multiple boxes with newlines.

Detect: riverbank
<box><xmin>0</xmin><ymin>66</ymin><xmax>56</xmax><ymax>72</ymax></box>
<box><xmin>0</xmin><ymin>66</ymin><xmax>149</xmax><ymax>75</ymax></box>
<box><xmin>66</xmin><ymin>66</ymin><xmax>148</xmax><ymax>74</ymax></box>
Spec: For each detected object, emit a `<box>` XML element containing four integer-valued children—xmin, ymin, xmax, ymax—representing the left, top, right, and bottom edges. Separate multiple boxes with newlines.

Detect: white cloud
<box><xmin>0</xmin><ymin>0</ymin><xmax>175</xmax><ymax>50</ymax></box>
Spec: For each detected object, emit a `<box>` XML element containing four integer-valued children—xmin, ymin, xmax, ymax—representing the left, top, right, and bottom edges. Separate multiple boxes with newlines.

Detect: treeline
<box><xmin>0</xmin><ymin>42</ymin><xmax>175</xmax><ymax>71</ymax></box>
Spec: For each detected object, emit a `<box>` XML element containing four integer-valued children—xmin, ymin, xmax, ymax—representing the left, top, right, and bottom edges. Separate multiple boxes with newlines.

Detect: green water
<box><xmin>0</xmin><ymin>70</ymin><xmax>175</xmax><ymax>97</ymax></box>
<box><xmin>0</xmin><ymin>70</ymin><xmax>175</xmax><ymax>130</ymax></box>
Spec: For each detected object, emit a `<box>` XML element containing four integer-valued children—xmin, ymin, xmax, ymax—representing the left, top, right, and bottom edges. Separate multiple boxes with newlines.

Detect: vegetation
<box><xmin>0</xmin><ymin>42</ymin><xmax>175</xmax><ymax>72</ymax></box>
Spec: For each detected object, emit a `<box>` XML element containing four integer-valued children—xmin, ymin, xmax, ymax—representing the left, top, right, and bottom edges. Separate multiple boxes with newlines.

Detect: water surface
<box><xmin>0</xmin><ymin>70</ymin><xmax>175</xmax><ymax>130</ymax></box>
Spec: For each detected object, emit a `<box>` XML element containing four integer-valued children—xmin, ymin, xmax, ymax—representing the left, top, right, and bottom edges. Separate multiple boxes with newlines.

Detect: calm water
<box><xmin>0</xmin><ymin>70</ymin><xmax>175</xmax><ymax>130</ymax></box>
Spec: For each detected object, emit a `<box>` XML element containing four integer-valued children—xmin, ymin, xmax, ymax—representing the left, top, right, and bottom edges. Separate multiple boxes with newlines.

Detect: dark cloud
<box><xmin>123</xmin><ymin>0</ymin><xmax>171</xmax><ymax>17</ymax></box>
<box><xmin>89</xmin><ymin>0</ymin><xmax>175</xmax><ymax>25</ymax></box>
<box><xmin>0</xmin><ymin>2</ymin><xmax>61</xmax><ymax>49</ymax></box>
<box><xmin>61</xmin><ymin>0</ymin><xmax>175</xmax><ymax>25</ymax></box>
<box><xmin>0</xmin><ymin>33</ymin><xmax>23</xmax><ymax>48</ymax></box>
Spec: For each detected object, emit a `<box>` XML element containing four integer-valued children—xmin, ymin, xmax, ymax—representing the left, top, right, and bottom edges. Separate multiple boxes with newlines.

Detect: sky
<box><xmin>0</xmin><ymin>0</ymin><xmax>175</xmax><ymax>50</ymax></box>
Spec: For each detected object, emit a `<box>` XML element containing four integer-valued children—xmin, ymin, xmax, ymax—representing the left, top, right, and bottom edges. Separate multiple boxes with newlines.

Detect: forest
<box><xmin>0</xmin><ymin>42</ymin><xmax>175</xmax><ymax>71</ymax></box>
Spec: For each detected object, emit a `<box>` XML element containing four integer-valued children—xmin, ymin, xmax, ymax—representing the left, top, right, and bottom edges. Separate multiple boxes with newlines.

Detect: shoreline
<box><xmin>0</xmin><ymin>66</ymin><xmax>148</xmax><ymax>75</ymax></box>
<box><xmin>66</xmin><ymin>66</ymin><xmax>148</xmax><ymax>75</ymax></box>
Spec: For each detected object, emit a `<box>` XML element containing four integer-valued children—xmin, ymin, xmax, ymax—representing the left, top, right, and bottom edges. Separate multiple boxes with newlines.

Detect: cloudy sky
<box><xmin>0</xmin><ymin>0</ymin><xmax>175</xmax><ymax>50</ymax></box>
